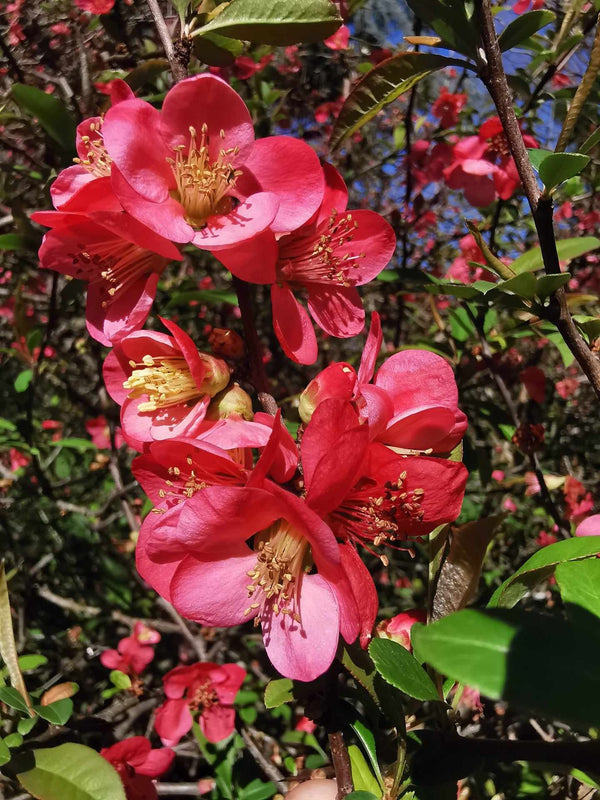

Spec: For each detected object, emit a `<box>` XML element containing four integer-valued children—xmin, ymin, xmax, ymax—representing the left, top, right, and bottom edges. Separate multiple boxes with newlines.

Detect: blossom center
<box><xmin>74</xmin><ymin>120</ymin><xmax>112</xmax><ymax>177</ymax></box>
<box><xmin>188</xmin><ymin>679</ymin><xmax>218</xmax><ymax>711</ymax></box>
<box><xmin>488</xmin><ymin>131</ymin><xmax>511</xmax><ymax>158</ymax></box>
<box><xmin>69</xmin><ymin>240</ymin><xmax>160</xmax><ymax>306</ymax></box>
<box><xmin>168</xmin><ymin>125</ymin><xmax>242</xmax><ymax>228</ymax></box>
<box><xmin>245</xmin><ymin>521</ymin><xmax>311</xmax><ymax>622</ymax></box>
<box><xmin>157</xmin><ymin>453</ymin><xmax>243</xmax><ymax>503</ymax></box>
<box><xmin>331</xmin><ymin>470</ymin><xmax>425</xmax><ymax>560</ymax></box>
<box><xmin>277</xmin><ymin>210</ymin><xmax>364</xmax><ymax>287</ymax></box>
<box><xmin>123</xmin><ymin>356</ymin><xmax>201</xmax><ymax>411</ymax></box>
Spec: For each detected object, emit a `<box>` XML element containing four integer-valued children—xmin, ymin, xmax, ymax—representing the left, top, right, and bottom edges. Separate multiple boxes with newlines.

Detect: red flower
<box><xmin>32</xmin><ymin>197</ymin><xmax>181</xmax><ymax>347</ymax></box>
<box><xmin>74</xmin><ymin>0</ymin><xmax>115</xmax><ymax>13</ymax></box>
<box><xmin>219</xmin><ymin>164</ymin><xmax>395</xmax><ymax>364</ymax></box>
<box><xmin>520</xmin><ymin>366</ymin><xmax>546</xmax><ymax>404</ymax></box>
<box><xmin>513</xmin><ymin>0</ymin><xmax>544</xmax><ymax>12</ymax></box>
<box><xmin>154</xmin><ymin>662</ymin><xmax>246</xmax><ymax>745</ymax></box>
<box><xmin>101</xmin><ymin>736</ymin><xmax>174</xmax><ymax>800</ymax></box>
<box><xmin>431</xmin><ymin>87</ymin><xmax>467</xmax><ymax>129</ymax></box>
<box><xmin>446</xmin><ymin>234</ymin><xmax>496</xmax><ymax>284</ymax></box>
<box><xmin>86</xmin><ymin>415</ymin><xmax>124</xmax><ymax>449</ymax></box>
<box><xmin>324</xmin><ymin>25</ymin><xmax>350</xmax><ymax>50</ymax></box>
<box><xmin>100</xmin><ymin>622</ymin><xmax>160</xmax><ymax>676</ymax></box>
<box><xmin>376</xmin><ymin>609</ymin><xmax>426</xmax><ymax>651</ymax></box>
<box><xmin>103</xmin><ymin>319</ymin><xmax>231</xmax><ymax>449</ymax></box>
<box><xmin>102</xmin><ymin>74</ymin><xmax>324</xmax><ymax>251</ymax></box>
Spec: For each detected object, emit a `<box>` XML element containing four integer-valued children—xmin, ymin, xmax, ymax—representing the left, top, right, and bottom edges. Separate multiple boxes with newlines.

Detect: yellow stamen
<box><xmin>123</xmin><ymin>355</ymin><xmax>201</xmax><ymax>411</ymax></box>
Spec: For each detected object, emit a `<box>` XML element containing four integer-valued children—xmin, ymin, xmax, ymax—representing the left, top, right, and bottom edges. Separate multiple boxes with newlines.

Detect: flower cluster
<box><xmin>32</xmin><ymin>76</ymin><xmax>468</xmax><ymax>683</ymax></box>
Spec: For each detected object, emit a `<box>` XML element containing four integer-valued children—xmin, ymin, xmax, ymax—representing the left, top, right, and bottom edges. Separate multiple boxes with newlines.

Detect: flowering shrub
<box><xmin>3</xmin><ymin>1</ymin><xmax>600</xmax><ymax>799</ymax></box>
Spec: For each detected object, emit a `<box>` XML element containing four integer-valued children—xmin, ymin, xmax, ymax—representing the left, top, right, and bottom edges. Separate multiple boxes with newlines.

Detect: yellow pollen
<box><xmin>73</xmin><ymin>120</ymin><xmax>112</xmax><ymax>177</ymax></box>
<box><xmin>243</xmin><ymin>521</ymin><xmax>311</xmax><ymax>622</ymax></box>
<box><xmin>123</xmin><ymin>356</ymin><xmax>201</xmax><ymax>411</ymax></box>
<box><xmin>168</xmin><ymin>124</ymin><xmax>242</xmax><ymax>228</ymax></box>
<box><xmin>188</xmin><ymin>679</ymin><xmax>218</xmax><ymax>711</ymax></box>
<box><xmin>277</xmin><ymin>208</ymin><xmax>365</xmax><ymax>288</ymax></box>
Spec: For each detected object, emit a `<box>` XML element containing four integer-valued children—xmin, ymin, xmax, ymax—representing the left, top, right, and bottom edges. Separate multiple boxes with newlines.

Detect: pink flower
<box><xmin>100</xmin><ymin>622</ymin><xmax>160</xmax><ymax>675</ymax></box>
<box><xmin>564</xmin><ymin>475</ymin><xmax>594</xmax><ymax>522</ymax></box>
<box><xmin>85</xmin><ymin>415</ymin><xmax>124</xmax><ymax>449</ymax></box>
<box><xmin>503</xmin><ymin>497</ymin><xmax>517</xmax><ymax>512</ymax></box>
<box><xmin>446</xmin><ymin>234</ymin><xmax>496</xmax><ymax>284</ymax></box>
<box><xmin>513</xmin><ymin>0</ymin><xmax>544</xmax><ymax>12</ymax></box>
<box><xmin>536</xmin><ymin>531</ymin><xmax>558</xmax><ymax>547</ymax></box>
<box><xmin>32</xmin><ymin>198</ymin><xmax>181</xmax><ymax>347</ymax></box>
<box><xmin>520</xmin><ymin>366</ymin><xmax>546</xmax><ymax>404</ymax></box>
<box><xmin>324</xmin><ymin>25</ymin><xmax>350</xmax><ymax>50</ymax></box>
<box><xmin>295</xmin><ymin>716</ymin><xmax>317</xmax><ymax>734</ymax></box>
<box><xmin>376</xmin><ymin>609</ymin><xmax>426</xmax><ymax>651</ymax></box>
<box><xmin>103</xmin><ymin>319</ymin><xmax>231</xmax><ymax>449</ymax></box>
<box><xmin>431</xmin><ymin>87</ymin><xmax>467</xmax><ymax>129</ymax></box>
<box><xmin>491</xmin><ymin>470</ymin><xmax>505</xmax><ymax>482</ymax></box>
<box><xmin>524</xmin><ymin>472</ymin><xmax>541</xmax><ymax>496</ymax></box>
<box><xmin>154</xmin><ymin>662</ymin><xmax>246</xmax><ymax>745</ymax></box>
<box><xmin>556</xmin><ymin>377</ymin><xmax>578</xmax><ymax>399</ymax></box>
<box><xmin>141</xmin><ymin>481</ymin><xmax>361</xmax><ymax>681</ymax></box>
<box><xmin>10</xmin><ymin>449</ymin><xmax>30</xmax><ymax>472</ymax></box>
<box><xmin>102</xmin><ymin>74</ymin><xmax>324</xmax><ymax>251</ymax></box>
<box><xmin>219</xmin><ymin>164</ymin><xmax>396</xmax><ymax>364</ymax></box>
<box><xmin>576</xmin><ymin>515</ymin><xmax>600</xmax><ymax>537</ymax></box>
<box><xmin>101</xmin><ymin>736</ymin><xmax>174</xmax><ymax>800</ymax></box>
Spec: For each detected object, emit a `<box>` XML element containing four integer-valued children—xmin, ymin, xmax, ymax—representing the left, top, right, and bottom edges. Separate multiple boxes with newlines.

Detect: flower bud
<box><xmin>209</xmin><ymin>328</ymin><xmax>245</xmax><ymax>360</ymax></box>
<box><xmin>198</xmin><ymin>353</ymin><xmax>232</xmax><ymax>397</ymax></box>
<box><xmin>298</xmin><ymin>363</ymin><xmax>356</xmax><ymax>424</ymax></box>
<box><xmin>376</xmin><ymin>609</ymin><xmax>426</xmax><ymax>651</ymax></box>
<box><xmin>206</xmin><ymin>383</ymin><xmax>254</xmax><ymax>421</ymax></box>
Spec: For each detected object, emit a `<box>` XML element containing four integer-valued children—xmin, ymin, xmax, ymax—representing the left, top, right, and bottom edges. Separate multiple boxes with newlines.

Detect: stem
<box><xmin>145</xmin><ymin>0</ymin><xmax>189</xmax><ymax>82</ymax></box>
<box><xmin>475</xmin><ymin>0</ymin><xmax>600</xmax><ymax>402</ymax></box>
<box><xmin>232</xmin><ymin>276</ymin><xmax>277</xmax><ymax>415</ymax></box>
<box><xmin>328</xmin><ymin>730</ymin><xmax>354</xmax><ymax>799</ymax></box>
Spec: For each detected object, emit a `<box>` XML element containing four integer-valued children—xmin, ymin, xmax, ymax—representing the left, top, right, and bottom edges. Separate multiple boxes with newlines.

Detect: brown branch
<box><xmin>328</xmin><ymin>731</ymin><xmax>353</xmax><ymax>799</ymax></box>
<box><xmin>145</xmin><ymin>0</ymin><xmax>189</xmax><ymax>83</ymax></box>
<box><xmin>155</xmin><ymin>597</ymin><xmax>207</xmax><ymax>661</ymax></box>
<box><xmin>475</xmin><ymin>0</ymin><xmax>600</xmax><ymax>402</ymax></box>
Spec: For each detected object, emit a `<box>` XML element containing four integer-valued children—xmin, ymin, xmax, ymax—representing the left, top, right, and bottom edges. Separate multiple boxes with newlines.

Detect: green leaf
<box><xmin>264</xmin><ymin>678</ymin><xmax>294</xmax><ymax>708</ymax></box>
<box><xmin>368</xmin><ymin>638</ymin><xmax>439</xmax><ymax>701</ymax></box>
<box><xmin>511</xmin><ymin>236</ymin><xmax>600</xmax><ymax>273</ymax></box>
<box><xmin>411</xmin><ymin>608</ymin><xmax>600</xmax><ymax>728</ymax></box>
<box><xmin>492</xmin><ymin>272</ymin><xmax>537</xmax><ymax>300</ymax></box>
<box><xmin>17</xmin><ymin>715</ymin><xmax>38</xmax><ymax>736</ymax></box>
<box><xmin>17</xmin><ymin>743</ymin><xmax>127</xmax><ymax>800</ymax></box>
<box><xmin>0</xmin><ymin>737</ymin><xmax>10</xmax><ymax>766</ymax></box>
<box><xmin>51</xmin><ymin>438</ymin><xmax>97</xmax><ymax>452</ymax></box>
<box><xmin>33</xmin><ymin>698</ymin><xmax>73</xmax><ymax>726</ymax></box>
<box><xmin>538</xmin><ymin>152</ymin><xmax>590</xmax><ymax>191</ymax></box>
<box><xmin>330</xmin><ymin>52</ymin><xmax>466</xmax><ymax>151</ymax></box>
<box><xmin>348</xmin><ymin>746</ymin><xmax>383</xmax><ymax>798</ymax></box>
<box><xmin>0</xmin><ymin>233</ymin><xmax>31</xmax><ymax>251</ymax></box>
<box><xmin>488</xmin><ymin>536</ymin><xmax>600</xmax><ymax>609</ymax></box>
<box><xmin>12</xmin><ymin>84</ymin><xmax>77</xmax><ymax>153</ymax></box>
<box><xmin>405</xmin><ymin>0</ymin><xmax>478</xmax><ymax>58</ymax></box>
<box><xmin>238</xmin><ymin>778</ymin><xmax>277</xmax><ymax>800</ymax></box>
<box><xmin>166</xmin><ymin>288</ymin><xmax>239</xmax><ymax>307</ymax></box>
<box><xmin>5</xmin><ymin>732</ymin><xmax>23</xmax><ymax>748</ymax></box>
<box><xmin>535</xmin><ymin>272</ymin><xmax>571</xmax><ymax>299</ymax></box>
<box><xmin>580</xmin><ymin>126</ymin><xmax>600</xmax><ymax>155</ymax></box>
<box><xmin>345</xmin><ymin>793</ymin><xmax>380</xmax><ymax>800</ymax></box>
<box><xmin>109</xmin><ymin>670</ymin><xmax>131</xmax><ymax>690</ymax></box>
<box><xmin>527</xmin><ymin>147</ymin><xmax>553</xmax><ymax>171</ymax></box>
<box><xmin>198</xmin><ymin>0</ymin><xmax>342</xmax><ymax>45</ymax></box>
<box><xmin>0</xmin><ymin>686</ymin><xmax>30</xmax><ymax>714</ymax></box>
<box><xmin>18</xmin><ymin>654</ymin><xmax>48</xmax><ymax>672</ymax></box>
<box><xmin>556</xmin><ymin>558</ymin><xmax>600</xmax><ymax>619</ymax></box>
<box><xmin>499</xmin><ymin>10</ymin><xmax>556</xmax><ymax>51</ymax></box>
<box><xmin>14</xmin><ymin>370</ymin><xmax>33</xmax><ymax>393</ymax></box>
<box><xmin>350</xmin><ymin>719</ymin><xmax>383</xmax><ymax>787</ymax></box>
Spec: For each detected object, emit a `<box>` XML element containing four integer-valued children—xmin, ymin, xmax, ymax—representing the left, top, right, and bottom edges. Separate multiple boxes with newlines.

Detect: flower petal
<box><xmin>192</xmin><ymin>192</ymin><xmax>279</xmax><ymax>250</ymax></box>
<box><xmin>154</xmin><ymin>698</ymin><xmax>194</xmax><ymax>747</ymax></box>
<box><xmin>307</xmin><ymin>285</ymin><xmax>365</xmax><ymax>338</ymax></box>
<box><xmin>271</xmin><ymin>284</ymin><xmax>318</xmax><ymax>365</ymax></box>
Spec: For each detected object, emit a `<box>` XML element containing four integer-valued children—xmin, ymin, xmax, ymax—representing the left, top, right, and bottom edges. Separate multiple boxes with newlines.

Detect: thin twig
<box><xmin>156</xmin><ymin>597</ymin><xmax>207</xmax><ymax>661</ymax></box>
<box><xmin>156</xmin><ymin>785</ymin><xmax>201</xmax><ymax>796</ymax></box>
<box><xmin>145</xmin><ymin>0</ymin><xmax>189</xmax><ymax>82</ymax></box>
<box><xmin>328</xmin><ymin>731</ymin><xmax>353</xmax><ymax>799</ymax></box>
<box><xmin>240</xmin><ymin>727</ymin><xmax>288</xmax><ymax>794</ymax></box>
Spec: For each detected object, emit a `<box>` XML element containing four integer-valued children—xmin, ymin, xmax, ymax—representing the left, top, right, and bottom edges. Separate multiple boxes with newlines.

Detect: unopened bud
<box><xmin>206</xmin><ymin>383</ymin><xmax>253</xmax><ymax>421</ymax></box>
<box><xmin>198</xmin><ymin>354</ymin><xmax>231</xmax><ymax>397</ymax></box>
<box><xmin>376</xmin><ymin>609</ymin><xmax>426</xmax><ymax>651</ymax></box>
<box><xmin>298</xmin><ymin>363</ymin><xmax>356</xmax><ymax>424</ymax></box>
<box><xmin>209</xmin><ymin>328</ymin><xmax>245</xmax><ymax>360</ymax></box>
<box><xmin>41</xmin><ymin>682</ymin><xmax>78</xmax><ymax>706</ymax></box>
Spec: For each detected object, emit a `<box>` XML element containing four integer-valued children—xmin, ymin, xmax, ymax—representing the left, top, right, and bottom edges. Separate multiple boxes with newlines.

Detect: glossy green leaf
<box><xmin>18</xmin><ymin>654</ymin><xmax>48</xmax><ymax>672</ymax></box>
<box><xmin>499</xmin><ymin>9</ymin><xmax>555</xmax><ymax>51</ymax></box>
<box><xmin>198</xmin><ymin>0</ymin><xmax>342</xmax><ymax>45</ymax></box>
<box><xmin>238</xmin><ymin>778</ymin><xmax>277</xmax><ymax>800</ymax></box>
<box><xmin>527</xmin><ymin>147</ymin><xmax>553</xmax><ymax>170</ymax></box>
<box><xmin>538</xmin><ymin>152</ymin><xmax>590</xmax><ymax>190</ymax></box>
<box><xmin>556</xmin><ymin>558</ymin><xmax>600</xmax><ymax>619</ymax></box>
<box><xmin>492</xmin><ymin>272</ymin><xmax>537</xmax><ymax>299</ymax></box>
<box><xmin>17</xmin><ymin>715</ymin><xmax>38</xmax><ymax>735</ymax></box>
<box><xmin>412</xmin><ymin>608</ymin><xmax>600</xmax><ymax>728</ymax></box>
<box><xmin>109</xmin><ymin>670</ymin><xmax>131</xmax><ymax>690</ymax></box>
<box><xmin>33</xmin><ymin>698</ymin><xmax>73</xmax><ymax>726</ymax></box>
<box><xmin>12</xmin><ymin>84</ymin><xmax>77</xmax><ymax>152</ymax></box>
<box><xmin>369</xmin><ymin>638</ymin><xmax>439</xmax><ymax>701</ymax></box>
<box><xmin>264</xmin><ymin>678</ymin><xmax>294</xmax><ymax>708</ymax></box>
<box><xmin>194</xmin><ymin>32</ymin><xmax>244</xmax><ymax>66</ymax></box>
<box><xmin>331</xmin><ymin>52</ymin><xmax>466</xmax><ymax>150</ymax></box>
<box><xmin>348</xmin><ymin>747</ymin><xmax>383</xmax><ymax>798</ymax></box>
<box><xmin>345</xmin><ymin>793</ymin><xmax>380</xmax><ymax>800</ymax></box>
<box><xmin>17</xmin><ymin>743</ymin><xmax>126</xmax><ymax>800</ymax></box>
<box><xmin>488</xmin><ymin>535</ymin><xmax>600</xmax><ymax>608</ymax></box>
<box><xmin>0</xmin><ymin>685</ymin><xmax>29</xmax><ymax>714</ymax></box>
<box><xmin>350</xmin><ymin>719</ymin><xmax>383</xmax><ymax>787</ymax></box>
<box><xmin>511</xmin><ymin>236</ymin><xmax>600</xmax><ymax>273</ymax></box>
<box><xmin>14</xmin><ymin>370</ymin><xmax>33</xmax><ymax>393</ymax></box>
<box><xmin>0</xmin><ymin>737</ymin><xmax>10</xmax><ymax>766</ymax></box>
<box><xmin>405</xmin><ymin>0</ymin><xmax>478</xmax><ymax>58</ymax></box>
